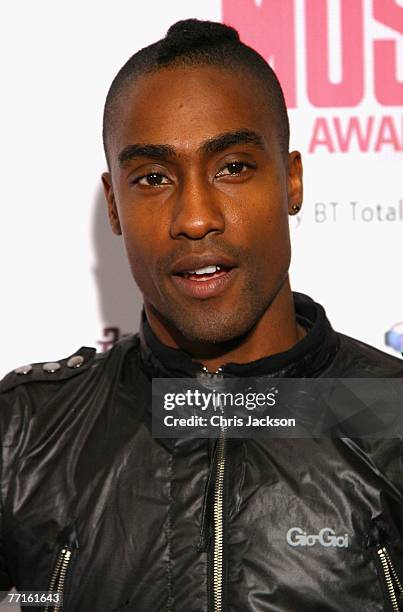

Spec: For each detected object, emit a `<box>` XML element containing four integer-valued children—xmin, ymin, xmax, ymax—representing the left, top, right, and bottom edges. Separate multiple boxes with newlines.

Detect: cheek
<box><xmin>239</xmin><ymin>200</ymin><xmax>291</xmax><ymax>278</ymax></box>
<box><xmin>119</xmin><ymin>212</ymin><xmax>154</xmax><ymax>278</ymax></box>
<box><xmin>228</xmin><ymin>195</ymin><xmax>290</xmax><ymax>250</ymax></box>
<box><xmin>225</xmin><ymin>172</ymin><xmax>288</xmax><ymax>228</ymax></box>
<box><xmin>117</xmin><ymin>206</ymin><xmax>171</xmax><ymax>297</ymax></box>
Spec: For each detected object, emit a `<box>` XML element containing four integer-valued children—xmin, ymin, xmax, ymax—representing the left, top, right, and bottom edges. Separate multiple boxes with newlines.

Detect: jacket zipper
<box><xmin>200</xmin><ymin>365</ymin><xmax>227</xmax><ymax>612</ymax></box>
<box><xmin>43</xmin><ymin>544</ymin><xmax>75</xmax><ymax>612</ymax></box>
<box><xmin>212</xmin><ymin>432</ymin><xmax>226</xmax><ymax>612</ymax></box>
<box><xmin>377</xmin><ymin>545</ymin><xmax>403</xmax><ymax>611</ymax></box>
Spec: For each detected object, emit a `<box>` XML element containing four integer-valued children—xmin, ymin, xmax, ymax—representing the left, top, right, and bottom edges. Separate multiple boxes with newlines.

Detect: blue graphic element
<box><xmin>385</xmin><ymin>323</ymin><xmax>403</xmax><ymax>353</ymax></box>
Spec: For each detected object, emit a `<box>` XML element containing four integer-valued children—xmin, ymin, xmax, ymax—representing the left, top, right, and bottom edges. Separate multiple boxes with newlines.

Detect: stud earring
<box><xmin>291</xmin><ymin>204</ymin><xmax>301</xmax><ymax>214</ymax></box>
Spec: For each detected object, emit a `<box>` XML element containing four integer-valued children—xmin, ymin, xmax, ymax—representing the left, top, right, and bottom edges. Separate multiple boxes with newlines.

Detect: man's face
<box><xmin>103</xmin><ymin>65</ymin><xmax>302</xmax><ymax>344</ymax></box>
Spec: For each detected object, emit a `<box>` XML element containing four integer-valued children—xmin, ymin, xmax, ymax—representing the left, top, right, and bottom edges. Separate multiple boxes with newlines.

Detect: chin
<box><xmin>155</xmin><ymin>281</ymin><xmax>277</xmax><ymax>346</ymax></box>
<box><xmin>168</xmin><ymin>307</ymin><xmax>257</xmax><ymax>345</ymax></box>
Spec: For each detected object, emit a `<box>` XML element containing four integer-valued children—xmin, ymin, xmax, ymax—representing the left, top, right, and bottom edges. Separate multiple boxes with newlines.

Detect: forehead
<box><xmin>109</xmin><ymin>65</ymin><xmax>277</xmax><ymax>159</ymax></box>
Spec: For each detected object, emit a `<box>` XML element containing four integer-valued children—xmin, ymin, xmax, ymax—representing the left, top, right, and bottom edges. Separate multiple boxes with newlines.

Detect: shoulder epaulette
<box><xmin>0</xmin><ymin>347</ymin><xmax>98</xmax><ymax>394</ymax></box>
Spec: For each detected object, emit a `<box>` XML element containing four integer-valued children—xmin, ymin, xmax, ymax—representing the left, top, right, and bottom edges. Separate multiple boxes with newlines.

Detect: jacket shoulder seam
<box><xmin>0</xmin><ymin>346</ymin><xmax>98</xmax><ymax>394</ymax></box>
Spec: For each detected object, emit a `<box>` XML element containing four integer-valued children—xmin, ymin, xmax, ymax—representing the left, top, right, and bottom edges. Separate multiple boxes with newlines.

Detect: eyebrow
<box><xmin>118</xmin><ymin>144</ymin><xmax>176</xmax><ymax>166</ymax></box>
<box><xmin>117</xmin><ymin>129</ymin><xmax>266</xmax><ymax>167</ymax></box>
<box><xmin>201</xmin><ymin>129</ymin><xmax>266</xmax><ymax>154</ymax></box>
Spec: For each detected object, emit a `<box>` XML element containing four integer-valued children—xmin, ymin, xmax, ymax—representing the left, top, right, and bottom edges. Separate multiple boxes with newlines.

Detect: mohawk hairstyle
<box><xmin>102</xmin><ymin>19</ymin><xmax>290</xmax><ymax>163</ymax></box>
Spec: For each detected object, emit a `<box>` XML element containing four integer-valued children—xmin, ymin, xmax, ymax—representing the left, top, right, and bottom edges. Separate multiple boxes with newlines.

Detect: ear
<box><xmin>101</xmin><ymin>172</ymin><xmax>122</xmax><ymax>235</ymax></box>
<box><xmin>287</xmin><ymin>151</ymin><xmax>303</xmax><ymax>216</ymax></box>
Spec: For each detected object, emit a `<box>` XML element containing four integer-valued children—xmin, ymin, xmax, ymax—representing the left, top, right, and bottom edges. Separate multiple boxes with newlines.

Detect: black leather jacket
<box><xmin>1</xmin><ymin>293</ymin><xmax>403</xmax><ymax>612</ymax></box>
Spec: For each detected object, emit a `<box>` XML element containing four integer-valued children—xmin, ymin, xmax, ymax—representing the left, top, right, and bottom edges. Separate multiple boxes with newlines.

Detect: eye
<box><xmin>133</xmin><ymin>173</ymin><xmax>170</xmax><ymax>186</ymax></box>
<box><xmin>215</xmin><ymin>161</ymin><xmax>254</xmax><ymax>178</ymax></box>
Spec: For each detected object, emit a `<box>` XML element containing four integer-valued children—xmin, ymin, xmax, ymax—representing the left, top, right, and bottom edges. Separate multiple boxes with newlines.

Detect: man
<box><xmin>1</xmin><ymin>18</ymin><xmax>403</xmax><ymax>612</ymax></box>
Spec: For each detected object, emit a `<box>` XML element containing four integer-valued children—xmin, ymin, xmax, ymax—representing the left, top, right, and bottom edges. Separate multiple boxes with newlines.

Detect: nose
<box><xmin>169</xmin><ymin>175</ymin><xmax>225</xmax><ymax>240</ymax></box>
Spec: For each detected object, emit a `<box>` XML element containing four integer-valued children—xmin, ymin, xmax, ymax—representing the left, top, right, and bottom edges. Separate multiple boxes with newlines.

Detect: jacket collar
<box><xmin>139</xmin><ymin>292</ymin><xmax>340</xmax><ymax>378</ymax></box>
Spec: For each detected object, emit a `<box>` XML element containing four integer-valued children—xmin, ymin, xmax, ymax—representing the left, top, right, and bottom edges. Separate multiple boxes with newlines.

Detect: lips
<box><xmin>170</xmin><ymin>252</ymin><xmax>238</xmax><ymax>299</ymax></box>
<box><xmin>170</xmin><ymin>253</ymin><xmax>237</xmax><ymax>275</ymax></box>
<box><xmin>181</xmin><ymin>264</ymin><xmax>223</xmax><ymax>278</ymax></box>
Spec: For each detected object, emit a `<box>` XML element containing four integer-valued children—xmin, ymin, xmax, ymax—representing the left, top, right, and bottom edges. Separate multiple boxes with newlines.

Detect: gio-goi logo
<box><xmin>287</xmin><ymin>527</ymin><xmax>349</xmax><ymax>548</ymax></box>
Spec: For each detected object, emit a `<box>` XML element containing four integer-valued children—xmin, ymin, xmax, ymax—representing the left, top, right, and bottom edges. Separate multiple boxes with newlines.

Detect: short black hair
<box><xmin>102</xmin><ymin>19</ymin><xmax>290</xmax><ymax>163</ymax></box>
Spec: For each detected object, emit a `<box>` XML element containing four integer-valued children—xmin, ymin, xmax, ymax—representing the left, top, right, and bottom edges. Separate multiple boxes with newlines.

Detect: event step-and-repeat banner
<box><xmin>1</xmin><ymin>0</ymin><xmax>402</xmax><ymax>378</ymax></box>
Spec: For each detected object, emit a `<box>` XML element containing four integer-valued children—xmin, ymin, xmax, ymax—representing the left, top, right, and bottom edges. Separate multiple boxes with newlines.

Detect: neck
<box><xmin>144</xmin><ymin>278</ymin><xmax>306</xmax><ymax>373</ymax></box>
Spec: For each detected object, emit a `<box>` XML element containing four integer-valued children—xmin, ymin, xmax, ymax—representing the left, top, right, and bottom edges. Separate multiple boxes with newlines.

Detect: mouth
<box><xmin>178</xmin><ymin>264</ymin><xmax>229</xmax><ymax>280</ymax></box>
<box><xmin>170</xmin><ymin>260</ymin><xmax>238</xmax><ymax>300</ymax></box>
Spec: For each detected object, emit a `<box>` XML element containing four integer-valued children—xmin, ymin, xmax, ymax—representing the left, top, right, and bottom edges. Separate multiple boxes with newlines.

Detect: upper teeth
<box><xmin>188</xmin><ymin>265</ymin><xmax>221</xmax><ymax>275</ymax></box>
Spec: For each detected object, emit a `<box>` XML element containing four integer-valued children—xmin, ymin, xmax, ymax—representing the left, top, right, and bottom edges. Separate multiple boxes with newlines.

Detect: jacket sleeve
<box><xmin>0</xmin><ymin>502</ymin><xmax>12</xmax><ymax>589</ymax></box>
<box><xmin>0</xmin><ymin>425</ymin><xmax>13</xmax><ymax>589</ymax></box>
<box><xmin>0</xmin><ymin>384</ymin><xmax>18</xmax><ymax>591</ymax></box>
<box><xmin>0</xmin><ymin>349</ymin><xmax>96</xmax><ymax>593</ymax></box>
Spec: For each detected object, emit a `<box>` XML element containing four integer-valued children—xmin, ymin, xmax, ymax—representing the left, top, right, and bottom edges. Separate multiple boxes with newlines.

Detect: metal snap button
<box><xmin>14</xmin><ymin>364</ymin><xmax>33</xmax><ymax>375</ymax></box>
<box><xmin>42</xmin><ymin>362</ymin><xmax>62</xmax><ymax>373</ymax></box>
<box><xmin>67</xmin><ymin>355</ymin><xmax>85</xmax><ymax>369</ymax></box>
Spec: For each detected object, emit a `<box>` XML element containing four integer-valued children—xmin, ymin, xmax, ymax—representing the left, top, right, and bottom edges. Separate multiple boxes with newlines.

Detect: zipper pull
<box><xmin>58</xmin><ymin>522</ymin><xmax>79</xmax><ymax>550</ymax></box>
<box><xmin>44</xmin><ymin>523</ymin><xmax>80</xmax><ymax>612</ymax></box>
